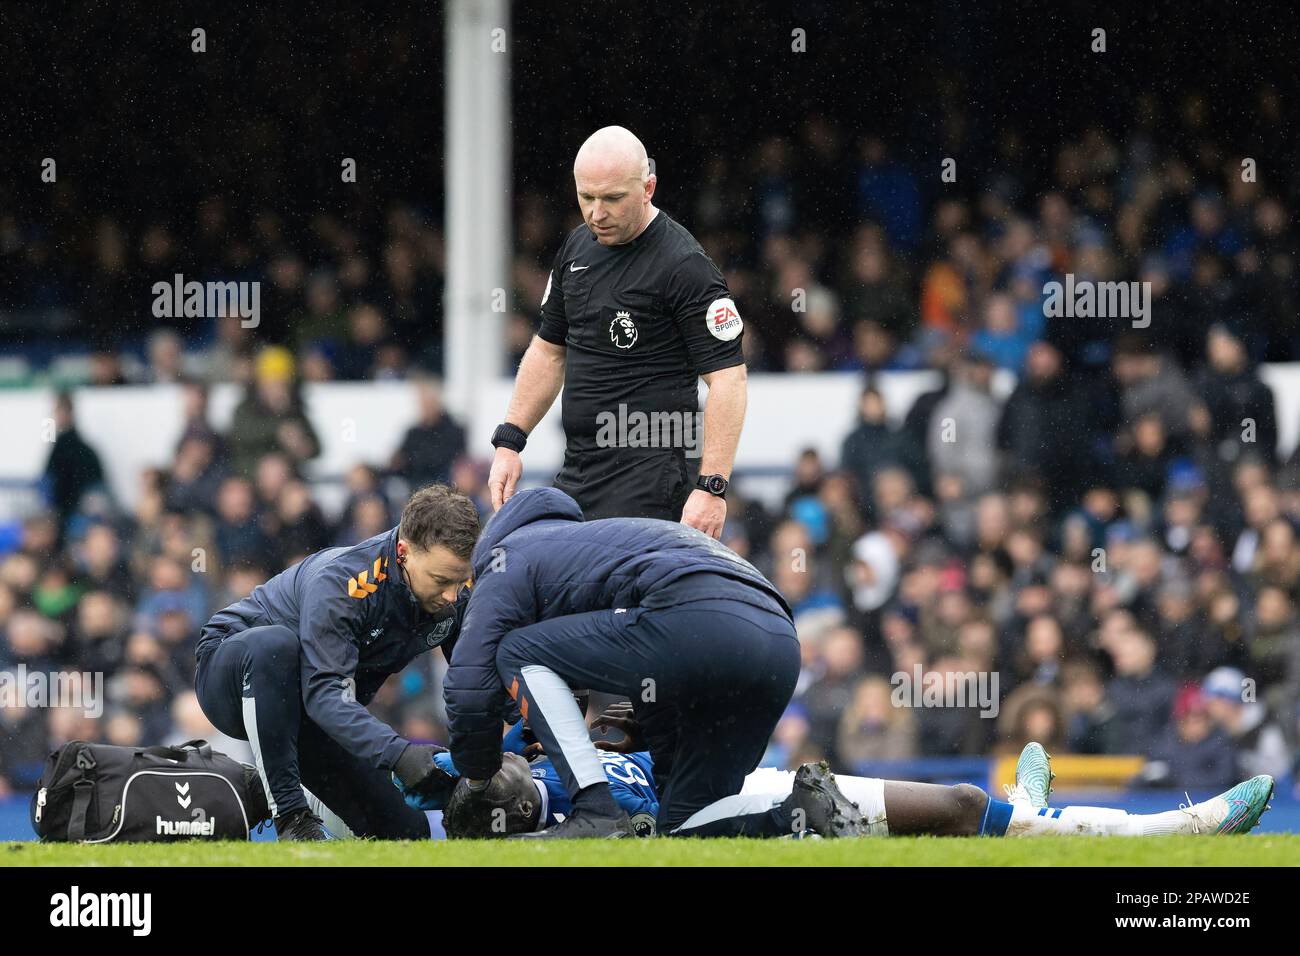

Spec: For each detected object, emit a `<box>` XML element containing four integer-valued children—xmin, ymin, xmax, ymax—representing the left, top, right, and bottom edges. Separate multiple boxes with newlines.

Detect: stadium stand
<box><xmin>2</xmin><ymin>3</ymin><xmax>1298</xmax><ymax>833</ymax></box>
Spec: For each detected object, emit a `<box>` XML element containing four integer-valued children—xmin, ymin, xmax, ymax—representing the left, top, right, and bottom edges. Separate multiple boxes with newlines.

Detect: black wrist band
<box><xmin>491</xmin><ymin>422</ymin><xmax>528</xmax><ymax>453</ymax></box>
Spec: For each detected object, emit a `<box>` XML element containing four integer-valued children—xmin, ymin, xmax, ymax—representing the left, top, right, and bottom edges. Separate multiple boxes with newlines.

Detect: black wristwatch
<box><xmin>696</xmin><ymin>474</ymin><xmax>729</xmax><ymax>498</ymax></box>
<box><xmin>491</xmin><ymin>422</ymin><xmax>528</xmax><ymax>454</ymax></box>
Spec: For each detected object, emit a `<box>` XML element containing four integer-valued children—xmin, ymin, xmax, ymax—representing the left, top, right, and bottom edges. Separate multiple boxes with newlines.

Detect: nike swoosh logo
<box><xmin>569</xmin><ymin>263</ymin><xmax>589</xmax><ymax>272</ymax></box>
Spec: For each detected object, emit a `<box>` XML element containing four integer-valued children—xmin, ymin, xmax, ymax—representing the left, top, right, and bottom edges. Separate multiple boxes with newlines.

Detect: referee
<box><xmin>487</xmin><ymin>126</ymin><xmax>747</xmax><ymax>537</ymax></box>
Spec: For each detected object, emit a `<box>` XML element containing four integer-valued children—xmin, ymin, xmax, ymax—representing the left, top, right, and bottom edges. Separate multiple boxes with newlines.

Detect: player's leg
<box><xmin>858</xmin><ymin>742</ymin><xmax>1060</xmax><ymax>836</ymax></box>
<box><xmin>715</xmin><ymin>744</ymin><xmax>1049</xmax><ymax>838</ymax></box>
<box><xmin>876</xmin><ymin>781</ymin><xmax>992</xmax><ymax>835</ymax></box>
<box><xmin>697</xmin><ymin>768</ymin><xmax>972</xmax><ymax>837</ymax></box>
<box><xmin>675</xmin><ymin>762</ymin><xmax>873</xmax><ymax>838</ymax></box>
<box><xmin>700</xmin><ymin>775</ymin><xmax>1016</xmax><ymax>838</ymax></box>
<box><xmin>1001</xmin><ymin>774</ymin><xmax>1276</xmax><ymax>836</ymax></box>
<box><xmin>194</xmin><ymin>625</ymin><xmax>318</xmax><ymax>836</ymax></box>
<box><xmin>297</xmin><ymin>718</ymin><xmax>432</xmax><ymax>839</ymax></box>
<box><xmin>696</xmin><ymin>741</ymin><xmax>1275</xmax><ymax>839</ymax></box>
<box><xmin>873</xmin><ymin>740</ymin><xmax>1051</xmax><ymax>836</ymax></box>
<box><xmin>973</xmin><ymin>743</ymin><xmax>1274</xmax><ymax>836</ymax></box>
<box><xmin>864</xmin><ymin>742</ymin><xmax>1054</xmax><ymax>836</ymax></box>
<box><xmin>875</xmin><ymin>744</ymin><xmax>1275</xmax><ymax>837</ymax></box>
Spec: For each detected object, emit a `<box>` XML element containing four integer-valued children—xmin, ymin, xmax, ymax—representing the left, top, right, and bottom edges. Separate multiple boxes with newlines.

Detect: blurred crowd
<box><xmin>755</xmin><ymin>350</ymin><xmax>1300</xmax><ymax>789</ymax></box>
<box><xmin>5</xmin><ymin>315</ymin><xmax>1299</xmax><ymax>795</ymax></box>
<box><xmin>4</xmin><ymin>85</ymin><xmax>1298</xmax><ymax>384</ymax></box>
<box><xmin>3</xmin><ymin>80</ymin><xmax>1300</xmax><ymax>795</ymax></box>
<box><xmin>1</xmin><ymin>371</ymin><xmax>477</xmax><ymax>794</ymax></box>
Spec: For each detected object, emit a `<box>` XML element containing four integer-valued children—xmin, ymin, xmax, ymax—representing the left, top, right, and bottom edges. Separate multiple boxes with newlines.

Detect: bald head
<box><xmin>574</xmin><ymin>126</ymin><xmax>650</xmax><ymax>183</ymax></box>
<box><xmin>573</xmin><ymin>126</ymin><xmax>657</xmax><ymax>245</ymax></box>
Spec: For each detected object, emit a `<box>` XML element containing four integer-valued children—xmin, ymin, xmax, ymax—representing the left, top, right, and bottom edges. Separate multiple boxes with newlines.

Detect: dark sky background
<box><xmin>0</xmin><ymin>1</ymin><xmax>1295</xmax><ymax>256</ymax></box>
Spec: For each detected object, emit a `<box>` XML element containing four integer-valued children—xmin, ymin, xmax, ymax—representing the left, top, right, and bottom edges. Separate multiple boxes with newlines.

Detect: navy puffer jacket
<box><xmin>444</xmin><ymin>487</ymin><xmax>790</xmax><ymax>779</ymax></box>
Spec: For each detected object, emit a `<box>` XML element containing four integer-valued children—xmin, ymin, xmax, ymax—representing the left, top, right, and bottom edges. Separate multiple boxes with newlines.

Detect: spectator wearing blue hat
<box><xmin>1202</xmin><ymin>666</ymin><xmax>1292</xmax><ymax>780</ymax></box>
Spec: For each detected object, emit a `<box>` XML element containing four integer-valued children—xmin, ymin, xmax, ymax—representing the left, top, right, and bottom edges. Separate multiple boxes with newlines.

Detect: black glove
<box><xmin>393</xmin><ymin>743</ymin><xmax>456</xmax><ymax>803</ymax></box>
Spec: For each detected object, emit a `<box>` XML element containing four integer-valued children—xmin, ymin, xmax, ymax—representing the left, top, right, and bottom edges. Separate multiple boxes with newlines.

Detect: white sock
<box><xmin>1006</xmin><ymin>802</ymin><xmax>1195</xmax><ymax>836</ymax></box>
<box><xmin>1125</xmin><ymin>807</ymin><xmax>1200</xmax><ymax>836</ymax></box>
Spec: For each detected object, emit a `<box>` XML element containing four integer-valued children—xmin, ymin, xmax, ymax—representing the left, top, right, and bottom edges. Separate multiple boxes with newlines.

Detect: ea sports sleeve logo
<box><xmin>610</xmin><ymin>310</ymin><xmax>638</xmax><ymax>349</ymax></box>
<box><xmin>707</xmin><ymin>297</ymin><xmax>742</xmax><ymax>341</ymax></box>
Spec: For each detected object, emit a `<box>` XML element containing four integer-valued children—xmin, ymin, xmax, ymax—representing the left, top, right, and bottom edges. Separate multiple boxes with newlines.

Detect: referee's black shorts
<box><xmin>554</xmin><ymin>449</ymin><xmax>697</xmax><ymax>521</ymax></box>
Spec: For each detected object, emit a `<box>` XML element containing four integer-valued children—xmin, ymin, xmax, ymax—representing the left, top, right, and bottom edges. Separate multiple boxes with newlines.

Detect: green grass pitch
<box><xmin>4</xmin><ymin>835</ymin><xmax>1299</xmax><ymax>867</ymax></box>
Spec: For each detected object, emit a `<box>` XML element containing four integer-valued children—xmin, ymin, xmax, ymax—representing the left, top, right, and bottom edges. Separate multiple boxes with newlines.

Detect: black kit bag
<box><xmin>30</xmin><ymin>739</ymin><xmax>271</xmax><ymax>843</ymax></box>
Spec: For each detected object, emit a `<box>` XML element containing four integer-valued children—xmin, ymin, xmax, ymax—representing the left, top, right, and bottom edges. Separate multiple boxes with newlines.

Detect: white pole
<box><xmin>444</xmin><ymin>0</ymin><xmax>510</xmax><ymax>422</ymax></box>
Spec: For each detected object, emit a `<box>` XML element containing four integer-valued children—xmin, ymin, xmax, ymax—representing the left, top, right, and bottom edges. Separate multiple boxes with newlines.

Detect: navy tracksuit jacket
<box><xmin>195</xmin><ymin>527</ymin><xmax>467</xmax><ymax>837</ymax></box>
<box><xmin>444</xmin><ymin>488</ymin><xmax>798</xmax><ymax>830</ymax></box>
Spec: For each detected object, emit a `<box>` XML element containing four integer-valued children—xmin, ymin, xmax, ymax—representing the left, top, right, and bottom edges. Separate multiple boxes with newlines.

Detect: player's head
<box><xmin>396</xmin><ymin>484</ymin><xmax>480</xmax><ymax>613</ymax></box>
<box><xmin>573</xmin><ymin>125</ymin><xmax>656</xmax><ymax>245</ymax></box>
<box><xmin>443</xmin><ymin>753</ymin><xmax>540</xmax><ymax>838</ymax></box>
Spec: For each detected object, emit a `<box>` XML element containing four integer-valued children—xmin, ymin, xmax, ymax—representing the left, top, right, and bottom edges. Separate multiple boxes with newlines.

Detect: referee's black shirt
<box><xmin>536</xmin><ymin>211</ymin><xmax>744</xmax><ymax>518</ymax></box>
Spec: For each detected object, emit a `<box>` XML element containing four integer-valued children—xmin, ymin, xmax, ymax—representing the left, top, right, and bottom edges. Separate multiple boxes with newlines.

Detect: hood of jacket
<box><xmin>471</xmin><ymin>487</ymin><xmax>584</xmax><ymax>576</ymax></box>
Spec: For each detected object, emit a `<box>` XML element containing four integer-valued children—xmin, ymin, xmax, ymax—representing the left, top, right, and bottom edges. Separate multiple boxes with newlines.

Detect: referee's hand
<box><xmin>489</xmin><ymin>447</ymin><xmax>523</xmax><ymax>510</ymax></box>
<box><xmin>681</xmin><ymin>489</ymin><xmax>726</xmax><ymax>540</ymax></box>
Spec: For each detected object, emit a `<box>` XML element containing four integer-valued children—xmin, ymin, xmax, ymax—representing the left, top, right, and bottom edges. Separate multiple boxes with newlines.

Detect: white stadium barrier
<box><xmin>2</xmin><ymin>365</ymin><xmax>1298</xmax><ymax>518</ymax></box>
